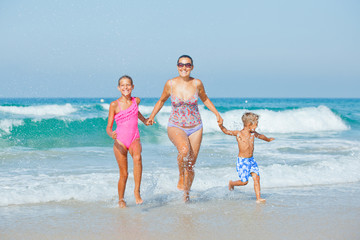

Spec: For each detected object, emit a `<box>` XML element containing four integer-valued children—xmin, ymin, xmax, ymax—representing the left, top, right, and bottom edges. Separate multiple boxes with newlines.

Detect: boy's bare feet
<box><xmin>228</xmin><ymin>180</ymin><xmax>234</xmax><ymax>191</ymax></box>
<box><xmin>119</xmin><ymin>199</ymin><xmax>126</xmax><ymax>208</ymax></box>
<box><xmin>256</xmin><ymin>198</ymin><xmax>266</xmax><ymax>203</ymax></box>
<box><xmin>134</xmin><ymin>191</ymin><xmax>143</xmax><ymax>205</ymax></box>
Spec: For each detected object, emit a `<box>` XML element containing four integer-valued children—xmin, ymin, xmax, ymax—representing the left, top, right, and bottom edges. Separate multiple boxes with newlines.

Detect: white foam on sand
<box><xmin>1</xmin><ymin>183</ymin><xmax>360</xmax><ymax>240</ymax></box>
<box><xmin>2</xmin><ymin>148</ymin><xmax>359</xmax><ymax>207</ymax></box>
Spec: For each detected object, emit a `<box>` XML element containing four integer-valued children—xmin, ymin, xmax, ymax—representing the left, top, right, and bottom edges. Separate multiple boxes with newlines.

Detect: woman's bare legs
<box><xmin>168</xmin><ymin>126</ymin><xmax>203</xmax><ymax>202</ymax></box>
<box><xmin>128</xmin><ymin>139</ymin><xmax>143</xmax><ymax>204</ymax></box>
<box><xmin>185</xmin><ymin>128</ymin><xmax>202</xmax><ymax>200</ymax></box>
<box><xmin>168</xmin><ymin>127</ymin><xmax>188</xmax><ymax>190</ymax></box>
<box><xmin>113</xmin><ymin>140</ymin><xmax>128</xmax><ymax>208</ymax></box>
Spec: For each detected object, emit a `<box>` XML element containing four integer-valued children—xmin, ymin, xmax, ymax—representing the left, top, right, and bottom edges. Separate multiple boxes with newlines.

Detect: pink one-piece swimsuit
<box><xmin>114</xmin><ymin>97</ymin><xmax>140</xmax><ymax>149</ymax></box>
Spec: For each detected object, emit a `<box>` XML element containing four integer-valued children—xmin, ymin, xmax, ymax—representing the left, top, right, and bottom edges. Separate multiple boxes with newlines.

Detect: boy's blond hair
<box><xmin>242</xmin><ymin>112</ymin><xmax>259</xmax><ymax>126</ymax></box>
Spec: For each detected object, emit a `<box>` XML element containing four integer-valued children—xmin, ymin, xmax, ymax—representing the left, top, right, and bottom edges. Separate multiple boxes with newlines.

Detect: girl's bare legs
<box><xmin>128</xmin><ymin>139</ymin><xmax>143</xmax><ymax>204</ymax></box>
<box><xmin>168</xmin><ymin>126</ymin><xmax>203</xmax><ymax>202</ymax></box>
<box><xmin>113</xmin><ymin>140</ymin><xmax>128</xmax><ymax>208</ymax></box>
<box><xmin>251</xmin><ymin>173</ymin><xmax>266</xmax><ymax>203</ymax></box>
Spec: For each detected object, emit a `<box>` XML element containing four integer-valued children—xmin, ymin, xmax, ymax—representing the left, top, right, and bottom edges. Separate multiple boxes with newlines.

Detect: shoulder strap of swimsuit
<box><xmin>194</xmin><ymin>79</ymin><xmax>199</xmax><ymax>95</ymax></box>
<box><xmin>170</xmin><ymin>79</ymin><xmax>173</xmax><ymax>95</ymax></box>
<box><xmin>132</xmin><ymin>97</ymin><xmax>137</xmax><ymax>104</ymax></box>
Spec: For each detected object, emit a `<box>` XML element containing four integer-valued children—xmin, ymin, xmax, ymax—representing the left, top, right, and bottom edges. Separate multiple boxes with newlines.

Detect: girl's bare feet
<box><xmin>228</xmin><ymin>180</ymin><xmax>234</xmax><ymax>191</ymax></box>
<box><xmin>119</xmin><ymin>199</ymin><xmax>126</xmax><ymax>208</ymax></box>
<box><xmin>256</xmin><ymin>198</ymin><xmax>266</xmax><ymax>203</ymax></box>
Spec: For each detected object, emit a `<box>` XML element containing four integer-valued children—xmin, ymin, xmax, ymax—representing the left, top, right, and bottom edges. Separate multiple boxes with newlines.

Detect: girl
<box><xmin>106</xmin><ymin>75</ymin><xmax>148</xmax><ymax>208</ymax></box>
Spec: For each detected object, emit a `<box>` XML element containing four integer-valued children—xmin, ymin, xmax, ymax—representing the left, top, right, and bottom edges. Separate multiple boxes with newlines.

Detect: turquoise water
<box><xmin>0</xmin><ymin>98</ymin><xmax>359</xmax><ymax>206</ymax></box>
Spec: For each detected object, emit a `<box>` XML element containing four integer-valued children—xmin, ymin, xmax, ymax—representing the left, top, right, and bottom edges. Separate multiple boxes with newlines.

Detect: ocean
<box><xmin>1</xmin><ymin>98</ymin><xmax>359</xmax><ymax>239</ymax></box>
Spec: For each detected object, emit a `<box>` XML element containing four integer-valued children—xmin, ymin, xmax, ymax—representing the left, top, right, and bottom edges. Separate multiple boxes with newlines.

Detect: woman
<box><xmin>147</xmin><ymin>55</ymin><xmax>223</xmax><ymax>202</ymax></box>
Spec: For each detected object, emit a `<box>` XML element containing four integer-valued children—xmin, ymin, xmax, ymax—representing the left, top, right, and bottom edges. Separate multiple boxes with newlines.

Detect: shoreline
<box><xmin>2</xmin><ymin>182</ymin><xmax>359</xmax><ymax>240</ymax></box>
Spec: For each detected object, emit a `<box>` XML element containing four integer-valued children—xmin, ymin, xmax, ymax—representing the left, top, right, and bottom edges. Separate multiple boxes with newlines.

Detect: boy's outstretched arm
<box><xmin>218</xmin><ymin>123</ymin><xmax>239</xmax><ymax>136</ymax></box>
<box><xmin>252</xmin><ymin>131</ymin><xmax>275</xmax><ymax>142</ymax></box>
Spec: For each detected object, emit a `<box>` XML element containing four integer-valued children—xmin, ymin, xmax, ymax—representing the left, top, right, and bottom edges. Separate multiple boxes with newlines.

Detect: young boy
<box><xmin>218</xmin><ymin>112</ymin><xmax>274</xmax><ymax>203</ymax></box>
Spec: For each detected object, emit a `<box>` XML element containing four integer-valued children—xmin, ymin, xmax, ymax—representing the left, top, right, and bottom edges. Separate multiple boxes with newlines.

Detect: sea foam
<box><xmin>0</xmin><ymin>104</ymin><xmax>77</xmax><ymax>117</ymax></box>
<box><xmin>100</xmin><ymin>103</ymin><xmax>349</xmax><ymax>133</ymax></box>
<box><xmin>0</xmin><ymin>119</ymin><xmax>24</xmax><ymax>134</ymax></box>
<box><xmin>2</xmin><ymin>151</ymin><xmax>359</xmax><ymax>206</ymax></box>
<box><xmin>154</xmin><ymin>105</ymin><xmax>349</xmax><ymax>134</ymax></box>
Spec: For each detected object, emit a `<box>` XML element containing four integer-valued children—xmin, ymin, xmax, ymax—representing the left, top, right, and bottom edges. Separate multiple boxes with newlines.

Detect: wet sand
<box><xmin>1</xmin><ymin>183</ymin><xmax>360</xmax><ymax>240</ymax></box>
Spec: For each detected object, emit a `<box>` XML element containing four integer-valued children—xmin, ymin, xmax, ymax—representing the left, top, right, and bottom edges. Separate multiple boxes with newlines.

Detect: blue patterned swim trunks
<box><xmin>236</xmin><ymin>156</ymin><xmax>260</xmax><ymax>182</ymax></box>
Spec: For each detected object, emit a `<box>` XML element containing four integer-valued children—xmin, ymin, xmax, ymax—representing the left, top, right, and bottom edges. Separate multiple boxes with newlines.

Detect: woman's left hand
<box><xmin>145</xmin><ymin>118</ymin><xmax>156</xmax><ymax>126</ymax></box>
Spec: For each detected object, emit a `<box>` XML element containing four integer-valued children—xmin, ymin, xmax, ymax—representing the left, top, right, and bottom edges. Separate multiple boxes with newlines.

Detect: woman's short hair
<box><xmin>177</xmin><ymin>55</ymin><xmax>193</xmax><ymax>65</ymax></box>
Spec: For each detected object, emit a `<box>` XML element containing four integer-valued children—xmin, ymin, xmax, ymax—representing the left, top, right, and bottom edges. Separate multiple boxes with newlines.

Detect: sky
<box><xmin>0</xmin><ymin>0</ymin><xmax>359</xmax><ymax>98</ymax></box>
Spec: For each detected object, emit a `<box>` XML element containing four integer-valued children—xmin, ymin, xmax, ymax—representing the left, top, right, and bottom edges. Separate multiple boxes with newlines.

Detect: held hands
<box><xmin>217</xmin><ymin>114</ymin><xmax>223</xmax><ymax>126</ymax></box>
<box><xmin>217</xmin><ymin>115</ymin><xmax>224</xmax><ymax>131</ymax></box>
<box><xmin>143</xmin><ymin>118</ymin><xmax>150</xmax><ymax>126</ymax></box>
<box><xmin>145</xmin><ymin>117</ymin><xmax>156</xmax><ymax>126</ymax></box>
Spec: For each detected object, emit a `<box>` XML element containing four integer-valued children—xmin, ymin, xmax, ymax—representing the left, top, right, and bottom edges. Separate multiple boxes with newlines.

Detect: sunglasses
<box><xmin>177</xmin><ymin>63</ymin><xmax>192</xmax><ymax>68</ymax></box>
